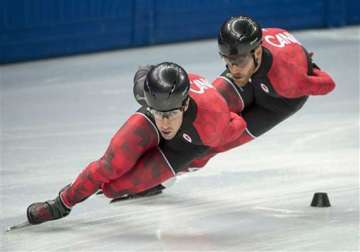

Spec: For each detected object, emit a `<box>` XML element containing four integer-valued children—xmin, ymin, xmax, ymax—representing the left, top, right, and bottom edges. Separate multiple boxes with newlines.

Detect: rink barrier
<box><xmin>1</xmin><ymin>0</ymin><xmax>359</xmax><ymax>64</ymax></box>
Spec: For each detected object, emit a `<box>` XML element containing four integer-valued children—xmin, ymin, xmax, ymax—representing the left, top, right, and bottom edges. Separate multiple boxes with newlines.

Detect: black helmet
<box><xmin>144</xmin><ymin>62</ymin><xmax>190</xmax><ymax>112</ymax></box>
<box><xmin>218</xmin><ymin>16</ymin><xmax>262</xmax><ymax>58</ymax></box>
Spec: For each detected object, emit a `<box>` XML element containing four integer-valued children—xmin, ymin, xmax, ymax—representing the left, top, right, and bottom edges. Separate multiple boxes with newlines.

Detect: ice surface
<box><xmin>1</xmin><ymin>26</ymin><xmax>359</xmax><ymax>251</ymax></box>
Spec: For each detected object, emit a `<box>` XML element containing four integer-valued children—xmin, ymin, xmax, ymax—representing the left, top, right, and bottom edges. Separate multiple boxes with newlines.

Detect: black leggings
<box><xmin>242</xmin><ymin>91</ymin><xmax>308</xmax><ymax>137</ymax></box>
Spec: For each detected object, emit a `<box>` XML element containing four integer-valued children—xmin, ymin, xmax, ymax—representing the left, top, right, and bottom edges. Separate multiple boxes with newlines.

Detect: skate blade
<box><xmin>110</xmin><ymin>190</ymin><xmax>162</xmax><ymax>204</ymax></box>
<box><xmin>6</xmin><ymin>221</ymin><xmax>31</xmax><ymax>232</ymax></box>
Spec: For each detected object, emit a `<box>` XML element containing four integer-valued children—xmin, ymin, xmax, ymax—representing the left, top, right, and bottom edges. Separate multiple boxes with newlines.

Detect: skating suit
<box><xmin>60</xmin><ymin>74</ymin><xmax>246</xmax><ymax>207</ymax></box>
<box><xmin>190</xmin><ymin>28</ymin><xmax>336</xmax><ymax>167</ymax></box>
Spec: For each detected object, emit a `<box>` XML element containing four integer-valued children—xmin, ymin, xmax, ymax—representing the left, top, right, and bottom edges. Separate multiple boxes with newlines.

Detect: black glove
<box><xmin>27</xmin><ymin>194</ymin><xmax>71</xmax><ymax>225</ymax></box>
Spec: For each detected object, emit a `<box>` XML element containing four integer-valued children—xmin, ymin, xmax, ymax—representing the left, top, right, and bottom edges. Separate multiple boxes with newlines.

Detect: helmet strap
<box><xmin>252</xmin><ymin>53</ymin><xmax>258</xmax><ymax>69</ymax></box>
<box><xmin>180</xmin><ymin>97</ymin><xmax>190</xmax><ymax>112</ymax></box>
<box><xmin>251</xmin><ymin>45</ymin><xmax>262</xmax><ymax>72</ymax></box>
<box><xmin>251</xmin><ymin>50</ymin><xmax>258</xmax><ymax>69</ymax></box>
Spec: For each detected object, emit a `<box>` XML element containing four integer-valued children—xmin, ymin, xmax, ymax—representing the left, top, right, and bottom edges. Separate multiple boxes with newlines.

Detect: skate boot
<box><xmin>27</xmin><ymin>196</ymin><xmax>71</xmax><ymax>225</ymax></box>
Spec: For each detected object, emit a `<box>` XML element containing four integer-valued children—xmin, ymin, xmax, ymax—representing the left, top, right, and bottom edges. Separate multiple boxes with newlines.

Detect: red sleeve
<box><xmin>268</xmin><ymin>59</ymin><xmax>335</xmax><ymax>98</ymax></box>
<box><xmin>189</xmin><ymin>73</ymin><xmax>246</xmax><ymax>148</ymax></box>
<box><xmin>220</xmin><ymin>112</ymin><xmax>247</xmax><ymax>146</ymax></box>
<box><xmin>300</xmin><ymin>67</ymin><xmax>335</xmax><ymax>96</ymax></box>
<box><xmin>60</xmin><ymin>112</ymin><xmax>159</xmax><ymax>207</ymax></box>
<box><xmin>188</xmin><ymin>112</ymin><xmax>247</xmax><ymax>169</ymax></box>
<box><xmin>212</xmin><ymin>76</ymin><xmax>245</xmax><ymax>113</ymax></box>
<box><xmin>263</xmin><ymin>28</ymin><xmax>335</xmax><ymax>98</ymax></box>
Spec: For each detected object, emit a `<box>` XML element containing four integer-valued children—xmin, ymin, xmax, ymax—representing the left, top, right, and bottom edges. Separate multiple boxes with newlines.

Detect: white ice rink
<box><xmin>1</xmin><ymin>26</ymin><xmax>359</xmax><ymax>251</ymax></box>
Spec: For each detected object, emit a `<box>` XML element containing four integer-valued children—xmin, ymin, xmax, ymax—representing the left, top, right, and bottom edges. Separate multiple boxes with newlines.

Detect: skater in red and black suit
<box><xmin>26</xmin><ymin>62</ymin><xmax>246</xmax><ymax>225</ymax></box>
<box><xmin>191</xmin><ymin>16</ymin><xmax>336</xmax><ymax>167</ymax></box>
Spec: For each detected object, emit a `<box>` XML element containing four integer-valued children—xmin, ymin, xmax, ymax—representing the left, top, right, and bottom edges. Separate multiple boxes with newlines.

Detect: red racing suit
<box><xmin>191</xmin><ymin>28</ymin><xmax>336</xmax><ymax>167</ymax></box>
<box><xmin>60</xmin><ymin>73</ymin><xmax>246</xmax><ymax>207</ymax></box>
